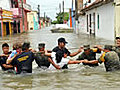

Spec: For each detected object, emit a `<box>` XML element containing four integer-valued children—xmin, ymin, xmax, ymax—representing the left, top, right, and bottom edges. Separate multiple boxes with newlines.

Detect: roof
<box><xmin>81</xmin><ymin>0</ymin><xmax>113</xmax><ymax>12</ymax></box>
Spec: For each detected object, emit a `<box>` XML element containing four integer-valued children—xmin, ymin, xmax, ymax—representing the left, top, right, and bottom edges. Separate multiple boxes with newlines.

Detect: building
<box><xmin>0</xmin><ymin>0</ymin><xmax>31</xmax><ymax>36</ymax></box>
<box><xmin>114</xmin><ymin>0</ymin><xmax>120</xmax><ymax>37</ymax></box>
<box><xmin>14</xmin><ymin>0</ymin><xmax>31</xmax><ymax>32</ymax></box>
<box><xmin>77</xmin><ymin>0</ymin><xmax>119</xmax><ymax>41</ymax></box>
<box><xmin>0</xmin><ymin>8</ymin><xmax>13</xmax><ymax>36</ymax></box>
<box><xmin>27</xmin><ymin>11</ymin><xmax>39</xmax><ymax>30</ymax></box>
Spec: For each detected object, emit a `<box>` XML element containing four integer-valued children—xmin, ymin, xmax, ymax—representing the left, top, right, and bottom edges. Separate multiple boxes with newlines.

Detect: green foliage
<box><xmin>51</xmin><ymin>20</ymin><xmax>58</xmax><ymax>24</ymax></box>
<box><xmin>53</xmin><ymin>12</ymin><xmax>69</xmax><ymax>24</ymax></box>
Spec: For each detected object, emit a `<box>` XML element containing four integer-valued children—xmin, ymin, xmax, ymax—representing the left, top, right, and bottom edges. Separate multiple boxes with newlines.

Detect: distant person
<box><xmin>77</xmin><ymin>45</ymin><xmax>102</xmax><ymax>67</ymax></box>
<box><xmin>0</xmin><ymin>43</ymin><xmax>14</xmax><ymax>71</ymax></box>
<box><xmin>51</xmin><ymin>37</ymin><xmax>83</xmax><ymax>69</ymax></box>
<box><xmin>34</xmin><ymin>43</ymin><xmax>50</xmax><ymax>69</ymax></box>
<box><xmin>83</xmin><ymin>45</ymin><xmax>120</xmax><ymax>72</ymax></box>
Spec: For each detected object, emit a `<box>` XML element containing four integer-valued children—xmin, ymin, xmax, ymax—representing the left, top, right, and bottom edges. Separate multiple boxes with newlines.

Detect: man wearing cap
<box><xmin>51</xmin><ymin>37</ymin><xmax>82</xmax><ymax>69</ymax></box>
<box><xmin>77</xmin><ymin>45</ymin><xmax>101</xmax><ymax>67</ymax></box>
<box><xmin>11</xmin><ymin>42</ymin><xmax>37</xmax><ymax>74</ymax></box>
<box><xmin>113</xmin><ymin>37</ymin><xmax>120</xmax><ymax>58</ymax></box>
<box><xmin>83</xmin><ymin>45</ymin><xmax>120</xmax><ymax>71</ymax></box>
<box><xmin>34</xmin><ymin>43</ymin><xmax>50</xmax><ymax>69</ymax></box>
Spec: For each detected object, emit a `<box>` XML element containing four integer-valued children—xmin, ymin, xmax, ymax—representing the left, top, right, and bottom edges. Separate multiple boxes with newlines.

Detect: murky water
<box><xmin>0</xmin><ymin>26</ymin><xmax>120</xmax><ymax>90</ymax></box>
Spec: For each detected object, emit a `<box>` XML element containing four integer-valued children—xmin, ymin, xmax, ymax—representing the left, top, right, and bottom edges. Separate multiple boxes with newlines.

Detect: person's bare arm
<box><xmin>45</xmin><ymin>50</ymin><xmax>51</xmax><ymax>57</ymax></box>
<box><xmin>68</xmin><ymin>60</ymin><xmax>85</xmax><ymax>64</ymax></box>
<box><xmin>48</xmin><ymin>58</ymin><xmax>60</xmax><ymax>69</ymax></box>
<box><xmin>6</xmin><ymin>55</ymin><xmax>17</xmax><ymax>64</ymax></box>
<box><xmin>2</xmin><ymin>64</ymin><xmax>13</xmax><ymax>68</ymax></box>
<box><xmin>70</xmin><ymin>47</ymin><xmax>83</xmax><ymax>57</ymax></box>
<box><xmin>83</xmin><ymin>60</ymin><xmax>99</xmax><ymax>64</ymax></box>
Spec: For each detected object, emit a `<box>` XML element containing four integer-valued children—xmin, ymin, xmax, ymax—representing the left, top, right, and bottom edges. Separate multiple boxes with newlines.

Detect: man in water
<box><xmin>49</xmin><ymin>50</ymin><xmax>88</xmax><ymax>70</ymax></box>
<box><xmin>11</xmin><ymin>42</ymin><xmax>36</xmax><ymax>74</ymax></box>
<box><xmin>51</xmin><ymin>37</ymin><xmax>83</xmax><ymax>69</ymax></box>
<box><xmin>114</xmin><ymin>37</ymin><xmax>120</xmax><ymax>58</ymax></box>
<box><xmin>0</xmin><ymin>43</ymin><xmax>14</xmax><ymax>71</ymax></box>
<box><xmin>77</xmin><ymin>45</ymin><xmax>101</xmax><ymax>67</ymax></box>
<box><xmin>83</xmin><ymin>45</ymin><xmax>120</xmax><ymax>72</ymax></box>
<box><xmin>34</xmin><ymin>43</ymin><xmax>50</xmax><ymax>69</ymax></box>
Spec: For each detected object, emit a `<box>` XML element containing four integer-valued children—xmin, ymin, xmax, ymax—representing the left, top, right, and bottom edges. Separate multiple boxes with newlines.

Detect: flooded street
<box><xmin>0</xmin><ymin>26</ymin><xmax>120</xmax><ymax>90</ymax></box>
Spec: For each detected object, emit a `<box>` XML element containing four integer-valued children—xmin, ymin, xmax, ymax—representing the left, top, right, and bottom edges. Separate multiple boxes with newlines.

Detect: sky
<box><xmin>27</xmin><ymin>0</ymin><xmax>73</xmax><ymax>20</ymax></box>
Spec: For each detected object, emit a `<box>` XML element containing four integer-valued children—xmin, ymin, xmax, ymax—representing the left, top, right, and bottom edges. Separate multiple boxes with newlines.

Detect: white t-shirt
<box><xmin>49</xmin><ymin>52</ymin><xmax>69</xmax><ymax>70</ymax></box>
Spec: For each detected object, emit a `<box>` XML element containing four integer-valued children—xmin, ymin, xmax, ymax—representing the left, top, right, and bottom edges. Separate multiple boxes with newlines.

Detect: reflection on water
<box><xmin>0</xmin><ymin>27</ymin><xmax>119</xmax><ymax>90</ymax></box>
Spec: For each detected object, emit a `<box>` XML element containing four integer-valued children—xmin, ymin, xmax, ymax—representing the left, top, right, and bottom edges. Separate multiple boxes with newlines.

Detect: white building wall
<box><xmin>78</xmin><ymin>15</ymin><xmax>87</xmax><ymax>33</ymax></box>
<box><xmin>96</xmin><ymin>3</ymin><xmax>115</xmax><ymax>41</ymax></box>
<box><xmin>85</xmin><ymin>2</ymin><xmax>115</xmax><ymax>41</ymax></box>
<box><xmin>0</xmin><ymin>0</ymin><xmax>11</xmax><ymax>10</ymax></box>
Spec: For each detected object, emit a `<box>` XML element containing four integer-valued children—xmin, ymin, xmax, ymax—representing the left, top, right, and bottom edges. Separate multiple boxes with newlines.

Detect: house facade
<box><xmin>78</xmin><ymin>0</ymin><xmax>117</xmax><ymax>41</ymax></box>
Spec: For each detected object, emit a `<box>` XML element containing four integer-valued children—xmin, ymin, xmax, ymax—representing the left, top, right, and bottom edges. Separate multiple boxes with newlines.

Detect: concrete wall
<box><xmin>78</xmin><ymin>15</ymin><xmax>87</xmax><ymax>33</ymax></box>
<box><xmin>0</xmin><ymin>0</ymin><xmax>11</xmax><ymax>10</ymax></box>
<box><xmin>27</xmin><ymin>11</ymin><xmax>38</xmax><ymax>30</ymax></box>
<box><xmin>82</xmin><ymin>2</ymin><xmax>115</xmax><ymax>41</ymax></box>
<box><xmin>115</xmin><ymin>1</ymin><xmax>120</xmax><ymax>37</ymax></box>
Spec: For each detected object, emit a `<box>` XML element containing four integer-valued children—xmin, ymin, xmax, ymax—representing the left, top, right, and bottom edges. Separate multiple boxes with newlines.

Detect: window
<box><xmin>97</xmin><ymin>14</ymin><xmax>99</xmax><ymax>29</ymax></box>
<box><xmin>89</xmin><ymin>14</ymin><xmax>91</xmax><ymax>27</ymax></box>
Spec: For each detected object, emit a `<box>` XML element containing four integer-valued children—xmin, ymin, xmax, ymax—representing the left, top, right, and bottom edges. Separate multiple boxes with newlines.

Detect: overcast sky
<box><xmin>27</xmin><ymin>0</ymin><xmax>73</xmax><ymax>20</ymax></box>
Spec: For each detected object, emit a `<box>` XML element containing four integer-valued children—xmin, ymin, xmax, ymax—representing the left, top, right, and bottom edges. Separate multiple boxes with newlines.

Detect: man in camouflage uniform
<box><xmin>34</xmin><ymin>43</ymin><xmax>50</xmax><ymax>69</ymax></box>
<box><xmin>83</xmin><ymin>45</ymin><xmax>120</xmax><ymax>72</ymax></box>
<box><xmin>77</xmin><ymin>45</ymin><xmax>101</xmax><ymax>67</ymax></box>
<box><xmin>114</xmin><ymin>37</ymin><xmax>120</xmax><ymax>58</ymax></box>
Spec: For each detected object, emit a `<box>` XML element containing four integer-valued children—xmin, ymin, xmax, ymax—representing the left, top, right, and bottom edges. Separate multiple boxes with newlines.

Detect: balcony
<box><xmin>10</xmin><ymin>8</ymin><xmax>22</xmax><ymax>18</ymax></box>
<box><xmin>23</xmin><ymin>3</ymin><xmax>31</xmax><ymax>12</ymax></box>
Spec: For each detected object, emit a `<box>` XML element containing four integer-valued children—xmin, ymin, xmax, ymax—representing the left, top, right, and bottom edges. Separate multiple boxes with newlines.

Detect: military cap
<box><xmin>116</xmin><ymin>37</ymin><xmax>120</xmax><ymax>39</ymax></box>
<box><xmin>83</xmin><ymin>45</ymin><xmax>90</xmax><ymax>50</ymax></box>
<box><xmin>104</xmin><ymin>45</ymin><xmax>113</xmax><ymax>51</ymax></box>
<box><xmin>38</xmin><ymin>43</ymin><xmax>45</xmax><ymax>49</ymax></box>
<box><xmin>22</xmin><ymin>41</ymin><xmax>30</xmax><ymax>48</ymax></box>
<box><xmin>58</xmin><ymin>37</ymin><xmax>68</xmax><ymax>44</ymax></box>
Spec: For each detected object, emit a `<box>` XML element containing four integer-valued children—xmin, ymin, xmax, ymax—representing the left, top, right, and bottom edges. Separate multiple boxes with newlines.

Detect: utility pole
<box><xmin>44</xmin><ymin>12</ymin><xmax>46</xmax><ymax>22</ymax></box>
<box><xmin>21</xmin><ymin>0</ymin><xmax>25</xmax><ymax>32</ymax></box>
<box><xmin>37</xmin><ymin>5</ymin><xmax>40</xmax><ymax>29</ymax></box>
<box><xmin>62</xmin><ymin>0</ymin><xmax>64</xmax><ymax>24</ymax></box>
<box><xmin>72</xmin><ymin>0</ymin><xmax>74</xmax><ymax>27</ymax></box>
<box><xmin>59</xmin><ymin>3</ymin><xmax>61</xmax><ymax>13</ymax></box>
<box><xmin>44</xmin><ymin>12</ymin><xmax>46</xmax><ymax>27</ymax></box>
<box><xmin>75</xmin><ymin>0</ymin><xmax>78</xmax><ymax>20</ymax></box>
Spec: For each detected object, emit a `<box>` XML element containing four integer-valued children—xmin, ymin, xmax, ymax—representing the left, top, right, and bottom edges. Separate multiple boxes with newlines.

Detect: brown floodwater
<box><xmin>0</xmin><ymin>26</ymin><xmax>120</xmax><ymax>90</ymax></box>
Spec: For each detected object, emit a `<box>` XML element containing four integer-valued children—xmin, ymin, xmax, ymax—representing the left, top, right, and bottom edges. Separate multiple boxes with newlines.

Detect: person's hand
<box><xmin>78</xmin><ymin>47</ymin><xmax>83</xmax><ymax>53</ymax></box>
<box><xmin>56</xmin><ymin>65</ymin><xmax>61</xmax><ymax>70</ymax></box>
<box><xmin>82</xmin><ymin>59</ymin><xmax>89</xmax><ymax>63</ymax></box>
<box><xmin>0</xmin><ymin>54</ymin><xmax>8</xmax><ymax>57</ymax></box>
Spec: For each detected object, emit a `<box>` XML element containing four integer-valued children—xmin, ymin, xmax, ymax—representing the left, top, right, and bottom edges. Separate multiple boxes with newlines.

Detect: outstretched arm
<box><xmin>45</xmin><ymin>50</ymin><xmax>51</xmax><ymax>57</ymax></box>
<box><xmin>48</xmin><ymin>58</ymin><xmax>60</xmax><ymax>69</ymax></box>
<box><xmin>2</xmin><ymin>64</ymin><xmax>13</xmax><ymax>69</ymax></box>
<box><xmin>70</xmin><ymin>47</ymin><xmax>83</xmax><ymax>57</ymax></box>
<box><xmin>83</xmin><ymin>60</ymin><xmax>99</xmax><ymax>64</ymax></box>
<box><xmin>68</xmin><ymin>60</ymin><xmax>99</xmax><ymax>64</ymax></box>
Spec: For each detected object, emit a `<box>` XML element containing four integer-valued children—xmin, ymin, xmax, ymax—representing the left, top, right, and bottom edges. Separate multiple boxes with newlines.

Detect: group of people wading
<box><xmin>1</xmin><ymin>37</ymin><xmax>120</xmax><ymax>74</ymax></box>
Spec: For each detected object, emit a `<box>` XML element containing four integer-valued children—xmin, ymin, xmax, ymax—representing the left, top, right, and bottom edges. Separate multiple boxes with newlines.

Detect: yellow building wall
<box><xmin>2</xmin><ymin>9</ymin><xmax>13</xmax><ymax>36</ymax></box>
<box><xmin>27</xmin><ymin>13</ymin><xmax>34</xmax><ymax>30</ymax></box>
<box><xmin>27</xmin><ymin>11</ymin><xmax>38</xmax><ymax>30</ymax></box>
<box><xmin>3</xmin><ymin>23</ymin><xmax>6</xmax><ymax>36</ymax></box>
<box><xmin>115</xmin><ymin>0</ymin><xmax>120</xmax><ymax>37</ymax></box>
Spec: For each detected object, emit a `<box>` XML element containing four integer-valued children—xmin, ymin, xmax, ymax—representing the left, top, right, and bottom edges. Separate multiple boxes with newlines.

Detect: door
<box><xmin>93</xmin><ymin>13</ymin><xmax>95</xmax><ymax>35</ymax></box>
<box><xmin>6</xmin><ymin>22</ymin><xmax>10</xmax><ymax>35</ymax></box>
